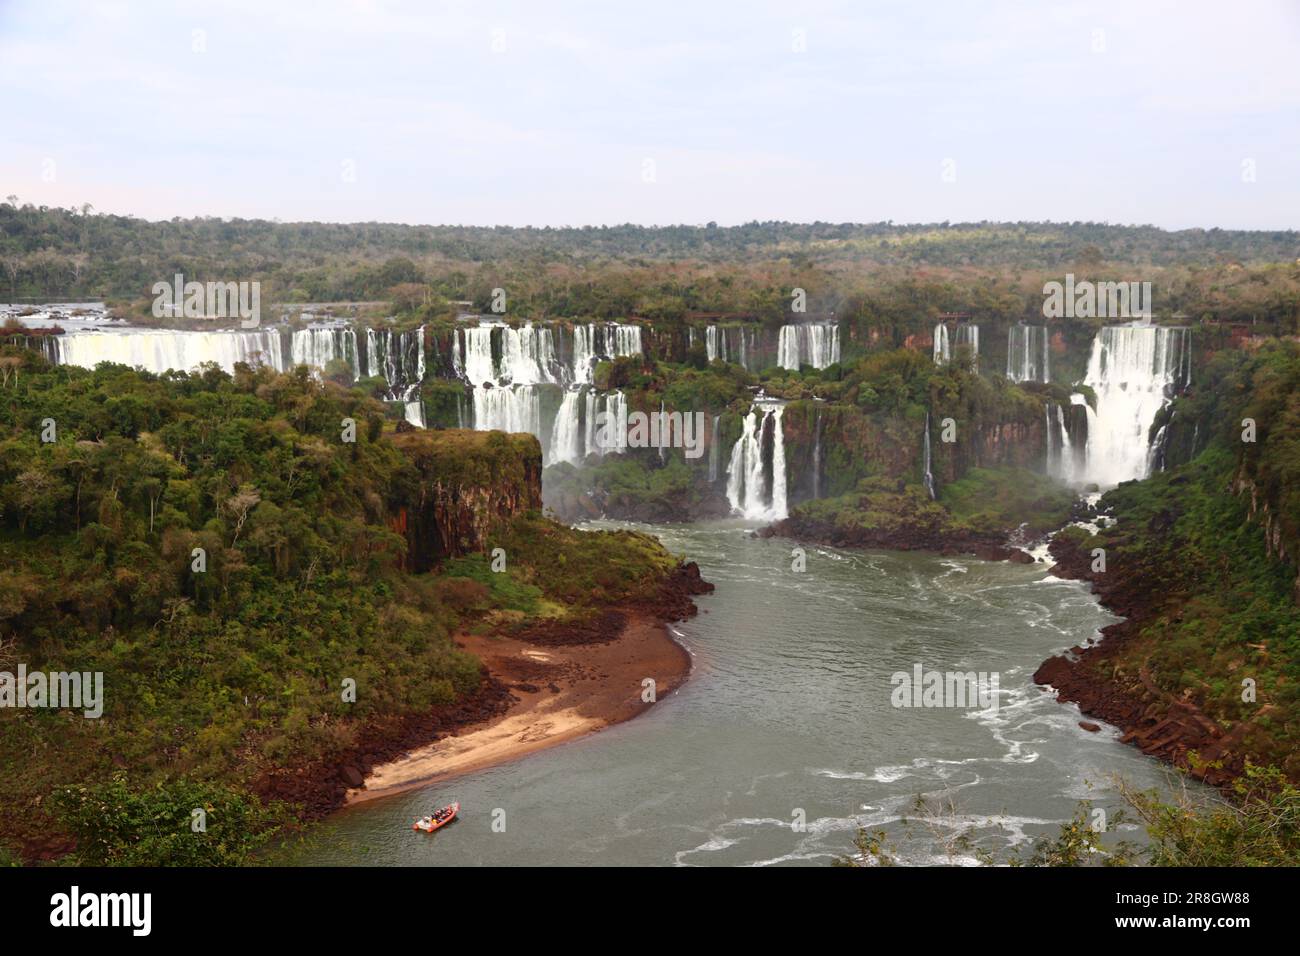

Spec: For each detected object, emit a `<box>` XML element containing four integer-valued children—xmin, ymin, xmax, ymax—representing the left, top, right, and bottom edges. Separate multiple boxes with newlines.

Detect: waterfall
<box><xmin>366</xmin><ymin>325</ymin><xmax>427</xmax><ymax>424</ymax></box>
<box><xmin>935</xmin><ymin>324</ymin><xmax>978</xmax><ymax>367</ymax></box>
<box><xmin>1147</xmin><ymin>411</ymin><xmax>1174</xmax><ymax>474</ymax></box>
<box><xmin>956</xmin><ymin>323</ymin><xmax>979</xmax><ymax>365</ymax></box>
<box><xmin>706</xmin><ymin>326</ymin><xmax>762</xmax><ymax>370</ymax></box>
<box><xmin>473</xmin><ymin>383</ymin><xmax>542</xmax><ymax>439</ymax></box>
<box><xmin>49</xmin><ymin>323</ymin><xmax>369</xmax><ymax>383</ymax></box>
<box><xmin>725</xmin><ymin>403</ymin><xmax>788</xmax><ymax>520</ymax></box>
<box><xmin>571</xmin><ymin>322</ymin><xmax>643</xmax><ymax>384</ymax></box>
<box><xmin>458</xmin><ymin>323</ymin><xmax>559</xmax><ymax>386</ymax></box>
<box><xmin>1055</xmin><ymin>404</ymin><xmax>1074</xmax><ymax>478</ymax></box>
<box><xmin>43</xmin><ymin>327</ymin><xmax>287</xmax><ymax>375</ymax></box>
<box><xmin>1076</xmin><ymin>325</ymin><xmax>1190</xmax><ymax>488</ymax></box>
<box><xmin>596</xmin><ymin>391</ymin><xmax>628</xmax><ymax>455</ymax></box>
<box><xmin>1057</xmin><ymin>404</ymin><xmax>1073</xmax><ymax>465</ymax></box>
<box><xmin>705</xmin><ymin>326</ymin><xmax>724</xmax><ymax>364</ymax></box>
<box><xmin>499</xmin><ymin>324</ymin><xmax>560</xmax><ymax>385</ymax></box>
<box><xmin>1045</xmin><ymin>404</ymin><xmax>1055</xmax><ymax>473</ymax></box>
<box><xmin>1045</xmin><ymin>402</ymin><xmax>1078</xmax><ymax>481</ymax></box>
<box><xmin>811</xmin><ymin>408</ymin><xmax>824</xmax><ymax>499</ymax></box>
<box><xmin>933</xmin><ymin>324</ymin><xmax>950</xmax><ymax>364</ymax></box>
<box><xmin>708</xmin><ymin>414</ymin><xmax>721</xmax><ymax>483</ymax></box>
<box><xmin>922</xmin><ymin>412</ymin><xmax>936</xmax><ymax>500</ymax></box>
<box><xmin>1006</xmin><ymin>325</ymin><xmax>1049</xmax><ymax>383</ymax></box>
<box><xmin>291</xmin><ymin>326</ymin><xmax>360</xmax><ymax>380</ymax></box>
<box><xmin>726</xmin><ymin>412</ymin><xmax>764</xmax><ymax>518</ymax></box>
<box><xmin>364</xmin><ymin>326</ymin><xmax>424</xmax><ymax>393</ymax></box>
<box><xmin>549</xmin><ymin>389</ymin><xmax>585</xmax><ymax>466</ymax></box>
<box><xmin>658</xmin><ymin>400</ymin><xmax>667</xmax><ymax>462</ymax></box>
<box><xmin>459</xmin><ymin>325</ymin><xmax>497</xmax><ymax>385</ymax></box>
<box><xmin>458</xmin><ymin>322</ymin><xmax>562</xmax><ymax>450</ymax></box>
<box><xmin>769</xmin><ymin>407</ymin><xmax>787</xmax><ymax>518</ymax></box>
<box><xmin>778</xmin><ymin>323</ymin><xmax>840</xmax><ymax>370</ymax></box>
<box><xmin>403</xmin><ymin>401</ymin><xmax>426</xmax><ymax>428</ymax></box>
<box><xmin>584</xmin><ymin>389</ymin><xmax>599</xmax><ymax>457</ymax></box>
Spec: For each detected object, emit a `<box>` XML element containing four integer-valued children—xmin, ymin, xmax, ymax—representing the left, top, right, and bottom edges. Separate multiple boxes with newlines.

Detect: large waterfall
<box><xmin>42</xmin><ymin>327</ymin><xmax>287</xmax><ymax>375</ymax></box>
<box><xmin>545</xmin><ymin>388</ymin><xmax>632</xmax><ymax>465</ymax></box>
<box><xmin>725</xmin><ymin>403</ymin><xmax>788</xmax><ymax>520</ymax></box>
<box><xmin>1006</xmin><ymin>325</ymin><xmax>1050</xmax><ymax>383</ymax></box>
<box><xmin>1075</xmin><ymin>325</ymin><xmax>1190</xmax><ymax>488</ymax></box>
<box><xmin>19</xmin><ymin>312</ymin><xmax>653</xmax><ymax>451</ymax></box>
<box><xmin>455</xmin><ymin>321</ymin><xmax>643</xmax><ymax>458</ymax></box>
<box><xmin>778</xmin><ymin>323</ymin><xmax>840</xmax><ymax>370</ymax></box>
<box><xmin>36</xmin><ymin>323</ymin><xmax>404</xmax><ymax>386</ymax></box>
<box><xmin>474</xmin><ymin>383</ymin><xmax>542</xmax><ymax>439</ymax></box>
<box><xmin>458</xmin><ymin>322</ymin><xmax>560</xmax><ymax>386</ymax></box>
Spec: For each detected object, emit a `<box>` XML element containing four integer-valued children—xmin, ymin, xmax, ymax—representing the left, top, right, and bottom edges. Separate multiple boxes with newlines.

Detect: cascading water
<box><xmin>1006</xmin><ymin>325</ymin><xmax>1049</xmax><ymax>383</ymax></box>
<box><xmin>932</xmin><ymin>324</ymin><xmax>950</xmax><ymax>365</ymax></box>
<box><xmin>770</xmin><ymin>407</ymin><xmax>787</xmax><ymax>518</ymax></box>
<box><xmin>292</xmin><ymin>326</ymin><xmax>360</xmax><ymax>380</ymax></box>
<box><xmin>33</xmin><ymin>315</ymin><xmax>434</xmax><ymax>429</ymax></box>
<box><xmin>44</xmin><ymin>327</ymin><xmax>287</xmax><ymax>375</ymax></box>
<box><xmin>365</xmin><ymin>326</ymin><xmax>427</xmax><ymax>426</ymax></box>
<box><xmin>571</xmin><ymin>323</ymin><xmax>643</xmax><ymax>385</ymax></box>
<box><xmin>956</xmin><ymin>324</ymin><xmax>979</xmax><ymax>364</ymax></box>
<box><xmin>708</xmin><ymin>414</ymin><xmax>721</xmax><ymax>483</ymax></box>
<box><xmin>934</xmin><ymin>323</ymin><xmax>980</xmax><ymax>366</ymax></box>
<box><xmin>811</xmin><ymin>407</ymin><xmax>825</xmax><ymax>499</ymax></box>
<box><xmin>1077</xmin><ymin>325</ymin><xmax>1190</xmax><ymax>488</ymax></box>
<box><xmin>1147</xmin><ymin>411</ymin><xmax>1174</xmax><ymax>474</ymax></box>
<box><xmin>459</xmin><ymin>322</ymin><xmax>557</xmax><ymax>447</ymax></box>
<box><xmin>778</xmin><ymin>323</ymin><xmax>840</xmax><ymax>370</ymax></box>
<box><xmin>459</xmin><ymin>323</ymin><xmax>559</xmax><ymax>386</ymax></box>
<box><xmin>705</xmin><ymin>326</ymin><xmax>757</xmax><ymax>369</ymax></box>
<box><xmin>922</xmin><ymin>412</ymin><xmax>936</xmax><ymax>500</ymax></box>
<box><xmin>725</xmin><ymin>403</ymin><xmax>788</xmax><ymax>520</ymax></box>
<box><xmin>456</xmin><ymin>321</ymin><xmax>638</xmax><ymax>454</ymax></box>
<box><xmin>474</xmin><ymin>384</ymin><xmax>542</xmax><ymax>440</ymax></box>
<box><xmin>549</xmin><ymin>389</ymin><xmax>585</xmax><ymax>466</ymax></box>
<box><xmin>1045</xmin><ymin>401</ymin><xmax>1081</xmax><ymax>481</ymax></box>
<box><xmin>592</xmin><ymin>391</ymin><xmax>628</xmax><ymax>456</ymax></box>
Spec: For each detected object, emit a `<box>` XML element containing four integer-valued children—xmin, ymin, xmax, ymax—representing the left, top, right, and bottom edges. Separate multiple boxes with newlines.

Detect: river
<box><xmin>286</xmin><ymin>518</ymin><xmax>1202</xmax><ymax>867</ymax></box>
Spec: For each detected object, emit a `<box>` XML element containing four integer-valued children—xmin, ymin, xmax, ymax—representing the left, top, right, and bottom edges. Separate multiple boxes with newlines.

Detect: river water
<box><xmin>287</xmin><ymin>519</ymin><xmax>1201</xmax><ymax>867</ymax></box>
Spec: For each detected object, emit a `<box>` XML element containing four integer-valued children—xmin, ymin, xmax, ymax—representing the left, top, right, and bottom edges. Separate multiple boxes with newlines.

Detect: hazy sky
<box><xmin>3</xmin><ymin>0</ymin><xmax>1298</xmax><ymax>229</ymax></box>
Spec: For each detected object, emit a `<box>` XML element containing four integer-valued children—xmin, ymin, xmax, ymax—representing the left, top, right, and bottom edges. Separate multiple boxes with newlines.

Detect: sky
<box><xmin>2</xmin><ymin>0</ymin><xmax>1299</xmax><ymax>229</ymax></box>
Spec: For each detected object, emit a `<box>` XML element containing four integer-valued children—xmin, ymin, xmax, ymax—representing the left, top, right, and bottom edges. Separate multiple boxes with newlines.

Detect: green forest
<box><xmin>3</xmin><ymin>203</ymin><xmax>1299</xmax><ymax>336</ymax></box>
<box><xmin>0</xmin><ymin>349</ymin><xmax>689</xmax><ymax>864</ymax></box>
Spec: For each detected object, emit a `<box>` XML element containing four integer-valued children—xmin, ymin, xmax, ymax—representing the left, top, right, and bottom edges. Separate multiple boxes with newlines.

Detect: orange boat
<box><xmin>413</xmin><ymin>802</ymin><xmax>459</xmax><ymax>833</ymax></box>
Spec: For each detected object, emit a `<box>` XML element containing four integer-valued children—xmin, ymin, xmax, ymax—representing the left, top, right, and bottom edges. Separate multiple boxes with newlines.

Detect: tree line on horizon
<box><xmin>1</xmin><ymin>202</ymin><xmax>1298</xmax><ymax>330</ymax></box>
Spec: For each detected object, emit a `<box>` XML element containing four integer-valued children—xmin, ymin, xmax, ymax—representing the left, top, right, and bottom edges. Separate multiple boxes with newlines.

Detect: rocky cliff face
<box><xmin>1234</xmin><ymin>470</ymin><xmax>1300</xmax><ymax>602</ymax></box>
<box><xmin>389</xmin><ymin>429</ymin><xmax>542</xmax><ymax>572</ymax></box>
<box><xmin>780</xmin><ymin>400</ymin><xmax>1047</xmax><ymax>502</ymax></box>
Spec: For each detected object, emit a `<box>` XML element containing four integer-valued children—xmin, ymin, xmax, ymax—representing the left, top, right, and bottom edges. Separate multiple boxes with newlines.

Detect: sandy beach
<box><xmin>346</xmin><ymin>614</ymin><xmax>691</xmax><ymax>804</ymax></box>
